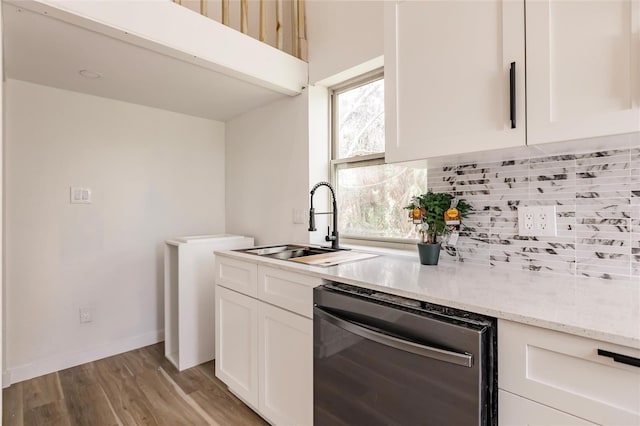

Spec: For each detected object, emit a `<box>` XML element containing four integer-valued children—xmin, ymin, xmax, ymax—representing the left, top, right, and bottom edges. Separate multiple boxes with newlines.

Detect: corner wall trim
<box><xmin>5</xmin><ymin>329</ymin><xmax>164</xmax><ymax>386</ymax></box>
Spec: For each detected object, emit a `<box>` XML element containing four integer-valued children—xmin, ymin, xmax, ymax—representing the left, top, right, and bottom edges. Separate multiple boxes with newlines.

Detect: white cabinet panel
<box><xmin>499</xmin><ymin>390</ymin><xmax>597</xmax><ymax>425</ymax></box>
<box><xmin>215</xmin><ymin>256</ymin><xmax>258</xmax><ymax>297</ymax></box>
<box><xmin>258</xmin><ymin>302</ymin><xmax>313</xmax><ymax>426</ymax></box>
<box><xmin>499</xmin><ymin>319</ymin><xmax>640</xmax><ymax>425</ymax></box>
<box><xmin>215</xmin><ymin>285</ymin><xmax>259</xmax><ymax>408</ymax></box>
<box><xmin>258</xmin><ymin>266</ymin><xmax>321</xmax><ymax>319</ymax></box>
<box><xmin>165</xmin><ymin>236</ymin><xmax>254</xmax><ymax>371</ymax></box>
<box><xmin>385</xmin><ymin>0</ymin><xmax>525</xmax><ymax>162</ymax></box>
<box><xmin>526</xmin><ymin>0</ymin><xmax>640</xmax><ymax>144</ymax></box>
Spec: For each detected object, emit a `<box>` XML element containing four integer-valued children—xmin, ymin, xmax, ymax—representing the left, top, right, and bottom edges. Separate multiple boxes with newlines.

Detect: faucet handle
<box><xmin>325</xmin><ymin>226</ymin><xmax>337</xmax><ymax>242</ymax></box>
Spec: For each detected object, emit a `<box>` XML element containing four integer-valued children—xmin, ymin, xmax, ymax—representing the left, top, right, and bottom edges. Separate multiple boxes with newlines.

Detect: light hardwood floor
<box><xmin>2</xmin><ymin>343</ymin><xmax>267</xmax><ymax>426</ymax></box>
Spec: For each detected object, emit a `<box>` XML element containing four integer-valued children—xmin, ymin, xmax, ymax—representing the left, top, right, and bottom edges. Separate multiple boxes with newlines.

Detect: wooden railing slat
<box><xmin>174</xmin><ymin>0</ymin><xmax>306</xmax><ymax>60</ymax></box>
<box><xmin>291</xmin><ymin>0</ymin><xmax>298</xmax><ymax>58</ymax></box>
<box><xmin>297</xmin><ymin>0</ymin><xmax>307</xmax><ymax>60</ymax></box>
<box><xmin>259</xmin><ymin>0</ymin><xmax>266</xmax><ymax>42</ymax></box>
<box><xmin>222</xmin><ymin>0</ymin><xmax>229</xmax><ymax>26</ymax></box>
<box><xmin>241</xmin><ymin>0</ymin><xmax>248</xmax><ymax>34</ymax></box>
<box><xmin>276</xmin><ymin>0</ymin><xmax>283</xmax><ymax>50</ymax></box>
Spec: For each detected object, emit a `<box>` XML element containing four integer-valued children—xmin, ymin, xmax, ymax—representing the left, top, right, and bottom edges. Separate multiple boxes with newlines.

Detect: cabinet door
<box><xmin>258</xmin><ymin>302</ymin><xmax>313</xmax><ymax>426</ymax></box>
<box><xmin>384</xmin><ymin>0</ymin><xmax>525</xmax><ymax>162</ymax></box>
<box><xmin>499</xmin><ymin>320</ymin><xmax>640</xmax><ymax>424</ymax></box>
<box><xmin>527</xmin><ymin>0</ymin><xmax>640</xmax><ymax>145</ymax></box>
<box><xmin>215</xmin><ymin>285</ymin><xmax>259</xmax><ymax>408</ymax></box>
<box><xmin>499</xmin><ymin>390</ymin><xmax>597</xmax><ymax>425</ymax></box>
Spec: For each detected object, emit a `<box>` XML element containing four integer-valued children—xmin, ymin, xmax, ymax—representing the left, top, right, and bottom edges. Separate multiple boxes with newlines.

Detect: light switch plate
<box><xmin>70</xmin><ymin>186</ymin><xmax>92</xmax><ymax>204</ymax></box>
<box><xmin>292</xmin><ymin>208</ymin><xmax>305</xmax><ymax>224</ymax></box>
<box><xmin>518</xmin><ymin>206</ymin><xmax>557</xmax><ymax>237</ymax></box>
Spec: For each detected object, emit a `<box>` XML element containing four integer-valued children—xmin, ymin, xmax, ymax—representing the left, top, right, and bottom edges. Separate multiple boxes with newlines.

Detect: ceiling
<box><xmin>2</xmin><ymin>3</ymin><xmax>287</xmax><ymax>121</ymax></box>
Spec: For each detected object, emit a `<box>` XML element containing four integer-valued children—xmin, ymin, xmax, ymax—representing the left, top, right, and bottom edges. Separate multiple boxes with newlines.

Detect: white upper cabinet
<box><xmin>526</xmin><ymin>0</ymin><xmax>640</xmax><ymax>145</ymax></box>
<box><xmin>385</xmin><ymin>0</ymin><xmax>526</xmax><ymax>162</ymax></box>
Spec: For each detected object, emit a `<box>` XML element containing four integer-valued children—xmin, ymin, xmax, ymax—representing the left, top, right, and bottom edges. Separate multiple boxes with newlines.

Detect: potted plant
<box><xmin>405</xmin><ymin>192</ymin><xmax>471</xmax><ymax>265</ymax></box>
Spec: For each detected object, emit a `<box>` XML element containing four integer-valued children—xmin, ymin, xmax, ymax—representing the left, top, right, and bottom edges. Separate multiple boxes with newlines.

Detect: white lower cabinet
<box><xmin>499</xmin><ymin>390</ymin><xmax>596</xmax><ymax>426</ymax></box>
<box><xmin>215</xmin><ymin>285</ymin><xmax>259</xmax><ymax>408</ymax></box>
<box><xmin>215</xmin><ymin>258</ymin><xmax>317</xmax><ymax>425</ymax></box>
<box><xmin>498</xmin><ymin>319</ymin><xmax>640</xmax><ymax>425</ymax></box>
<box><xmin>258</xmin><ymin>302</ymin><xmax>312</xmax><ymax>426</ymax></box>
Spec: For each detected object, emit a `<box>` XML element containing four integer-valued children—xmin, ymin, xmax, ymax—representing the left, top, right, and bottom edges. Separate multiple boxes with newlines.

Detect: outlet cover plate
<box><xmin>518</xmin><ymin>206</ymin><xmax>557</xmax><ymax>237</ymax></box>
<box><xmin>79</xmin><ymin>307</ymin><xmax>92</xmax><ymax>323</ymax></box>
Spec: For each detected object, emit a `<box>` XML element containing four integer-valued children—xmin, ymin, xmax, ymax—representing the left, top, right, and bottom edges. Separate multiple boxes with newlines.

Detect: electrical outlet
<box><xmin>523</xmin><ymin>211</ymin><xmax>534</xmax><ymax>231</ymax></box>
<box><xmin>79</xmin><ymin>307</ymin><xmax>92</xmax><ymax>324</ymax></box>
<box><xmin>536</xmin><ymin>206</ymin><xmax>557</xmax><ymax>236</ymax></box>
<box><xmin>518</xmin><ymin>206</ymin><xmax>557</xmax><ymax>237</ymax></box>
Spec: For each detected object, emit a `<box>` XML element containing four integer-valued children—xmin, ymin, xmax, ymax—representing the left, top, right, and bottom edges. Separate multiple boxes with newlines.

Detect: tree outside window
<box><xmin>332</xmin><ymin>73</ymin><xmax>428</xmax><ymax>241</ymax></box>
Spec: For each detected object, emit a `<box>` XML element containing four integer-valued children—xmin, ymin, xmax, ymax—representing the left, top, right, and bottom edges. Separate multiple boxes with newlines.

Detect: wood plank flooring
<box><xmin>3</xmin><ymin>343</ymin><xmax>267</xmax><ymax>426</ymax></box>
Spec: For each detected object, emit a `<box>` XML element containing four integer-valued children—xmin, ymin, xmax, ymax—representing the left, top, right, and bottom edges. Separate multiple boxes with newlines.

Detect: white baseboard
<box><xmin>6</xmin><ymin>329</ymin><xmax>164</xmax><ymax>386</ymax></box>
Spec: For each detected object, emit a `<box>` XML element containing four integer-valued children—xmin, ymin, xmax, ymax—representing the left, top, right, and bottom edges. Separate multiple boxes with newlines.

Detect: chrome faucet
<box><xmin>308</xmin><ymin>181</ymin><xmax>340</xmax><ymax>250</ymax></box>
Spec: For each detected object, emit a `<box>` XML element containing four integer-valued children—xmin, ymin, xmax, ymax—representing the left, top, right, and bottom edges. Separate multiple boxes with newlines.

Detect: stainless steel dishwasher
<box><xmin>314</xmin><ymin>282</ymin><xmax>497</xmax><ymax>426</ymax></box>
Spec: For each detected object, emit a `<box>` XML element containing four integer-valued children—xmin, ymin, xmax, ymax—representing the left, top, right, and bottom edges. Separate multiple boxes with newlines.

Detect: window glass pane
<box><xmin>336</xmin><ymin>79</ymin><xmax>384</xmax><ymax>159</ymax></box>
<box><xmin>336</xmin><ymin>163</ymin><xmax>428</xmax><ymax>239</ymax></box>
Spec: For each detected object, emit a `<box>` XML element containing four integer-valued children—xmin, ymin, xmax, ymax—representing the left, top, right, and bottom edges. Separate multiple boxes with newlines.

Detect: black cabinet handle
<box><xmin>509</xmin><ymin>61</ymin><xmax>516</xmax><ymax>129</ymax></box>
<box><xmin>597</xmin><ymin>349</ymin><xmax>640</xmax><ymax>368</ymax></box>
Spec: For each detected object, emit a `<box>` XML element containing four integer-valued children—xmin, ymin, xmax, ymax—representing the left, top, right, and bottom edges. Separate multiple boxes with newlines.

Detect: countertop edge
<box><xmin>215</xmin><ymin>250</ymin><xmax>640</xmax><ymax>349</ymax></box>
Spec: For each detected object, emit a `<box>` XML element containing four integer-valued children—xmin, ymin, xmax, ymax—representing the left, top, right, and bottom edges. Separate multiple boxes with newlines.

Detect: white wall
<box><xmin>307</xmin><ymin>85</ymin><xmax>331</xmax><ymax>246</ymax></box>
<box><xmin>225</xmin><ymin>91</ymin><xmax>310</xmax><ymax>245</ymax></box>
<box><xmin>0</xmin><ymin>4</ymin><xmax>4</xmax><ymax>410</ymax></box>
<box><xmin>224</xmin><ymin>1</ymin><xmax>384</xmax><ymax>246</ymax></box>
<box><xmin>4</xmin><ymin>79</ymin><xmax>226</xmax><ymax>383</ymax></box>
<box><xmin>306</xmin><ymin>0</ymin><xmax>384</xmax><ymax>84</ymax></box>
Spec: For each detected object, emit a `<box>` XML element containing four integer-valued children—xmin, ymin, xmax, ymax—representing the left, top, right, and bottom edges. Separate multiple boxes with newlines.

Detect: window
<box><xmin>331</xmin><ymin>71</ymin><xmax>428</xmax><ymax>242</ymax></box>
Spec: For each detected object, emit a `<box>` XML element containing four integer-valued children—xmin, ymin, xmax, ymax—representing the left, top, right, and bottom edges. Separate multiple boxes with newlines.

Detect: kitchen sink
<box><xmin>238</xmin><ymin>244</ymin><xmax>377</xmax><ymax>267</ymax></box>
<box><xmin>239</xmin><ymin>244</ymin><xmax>343</xmax><ymax>260</ymax></box>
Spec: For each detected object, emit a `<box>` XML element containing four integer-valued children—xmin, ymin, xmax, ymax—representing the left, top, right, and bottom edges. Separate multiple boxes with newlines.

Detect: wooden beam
<box><xmin>200</xmin><ymin>0</ymin><xmax>207</xmax><ymax>16</ymax></box>
<box><xmin>259</xmin><ymin>0</ymin><xmax>266</xmax><ymax>42</ymax></box>
<box><xmin>241</xmin><ymin>0</ymin><xmax>248</xmax><ymax>34</ymax></box>
<box><xmin>173</xmin><ymin>0</ymin><xmax>182</xmax><ymax>5</ymax></box>
<box><xmin>222</xmin><ymin>0</ymin><xmax>229</xmax><ymax>25</ymax></box>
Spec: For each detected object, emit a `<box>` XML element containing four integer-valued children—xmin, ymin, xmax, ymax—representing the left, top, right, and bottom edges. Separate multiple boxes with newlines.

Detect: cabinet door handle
<box><xmin>597</xmin><ymin>349</ymin><xmax>640</xmax><ymax>368</ymax></box>
<box><xmin>509</xmin><ymin>61</ymin><xmax>516</xmax><ymax>129</ymax></box>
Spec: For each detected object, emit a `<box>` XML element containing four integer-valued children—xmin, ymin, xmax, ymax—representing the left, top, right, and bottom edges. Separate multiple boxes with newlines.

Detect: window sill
<box><xmin>340</xmin><ymin>241</ymin><xmax>418</xmax><ymax>259</ymax></box>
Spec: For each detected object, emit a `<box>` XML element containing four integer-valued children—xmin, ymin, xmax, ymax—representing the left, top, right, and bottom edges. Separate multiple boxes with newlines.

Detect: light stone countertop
<box><xmin>216</xmin><ymin>248</ymin><xmax>640</xmax><ymax>349</ymax></box>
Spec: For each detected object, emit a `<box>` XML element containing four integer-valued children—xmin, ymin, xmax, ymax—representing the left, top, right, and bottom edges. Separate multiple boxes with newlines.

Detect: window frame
<box><xmin>329</xmin><ymin>69</ymin><xmax>421</xmax><ymax>246</ymax></box>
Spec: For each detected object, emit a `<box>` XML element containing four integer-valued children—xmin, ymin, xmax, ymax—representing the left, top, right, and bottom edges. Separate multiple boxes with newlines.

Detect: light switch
<box><xmin>70</xmin><ymin>186</ymin><xmax>92</xmax><ymax>204</ymax></box>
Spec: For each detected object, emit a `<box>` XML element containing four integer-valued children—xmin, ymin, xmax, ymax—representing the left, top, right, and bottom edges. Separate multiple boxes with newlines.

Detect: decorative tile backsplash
<box><xmin>429</xmin><ymin>145</ymin><xmax>640</xmax><ymax>281</ymax></box>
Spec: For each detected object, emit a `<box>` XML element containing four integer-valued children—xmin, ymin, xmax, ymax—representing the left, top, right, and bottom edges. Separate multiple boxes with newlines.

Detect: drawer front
<box><xmin>499</xmin><ymin>390</ymin><xmax>597</xmax><ymax>425</ymax></box>
<box><xmin>499</xmin><ymin>319</ymin><xmax>640</xmax><ymax>425</ymax></box>
<box><xmin>258</xmin><ymin>266</ymin><xmax>321</xmax><ymax>318</ymax></box>
<box><xmin>215</xmin><ymin>257</ymin><xmax>258</xmax><ymax>297</ymax></box>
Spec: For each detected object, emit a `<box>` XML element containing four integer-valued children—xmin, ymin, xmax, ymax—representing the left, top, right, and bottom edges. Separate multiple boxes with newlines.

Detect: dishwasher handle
<box><xmin>315</xmin><ymin>307</ymin><xmax>474</xmax><ymax>368</ymax></box>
